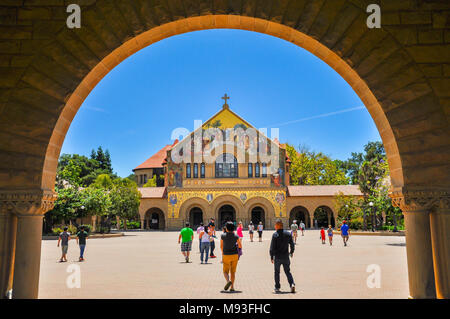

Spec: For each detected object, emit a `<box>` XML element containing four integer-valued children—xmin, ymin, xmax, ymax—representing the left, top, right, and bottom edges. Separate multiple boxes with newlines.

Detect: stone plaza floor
<box><xmin>38</xmin><ymin>230</ymin><xmax>409</xmax><ymax>299</ymax></box>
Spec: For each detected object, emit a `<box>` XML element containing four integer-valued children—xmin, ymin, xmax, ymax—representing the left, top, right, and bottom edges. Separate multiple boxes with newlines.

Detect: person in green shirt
<box><xmin>178</xmin><ymin>222</ymin><xmax>194</xmax><ymax>263</ymax></box>
<box><xmin>76</xmin><ymin>226</ymin><xmax>89</xmax><ymax>262</ymax></box>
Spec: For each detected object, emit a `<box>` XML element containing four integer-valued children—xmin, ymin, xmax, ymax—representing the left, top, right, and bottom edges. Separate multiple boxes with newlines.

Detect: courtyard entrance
<box><xmin>189</xmin><ymin>207</ymin><xmax>203</xmax><ymax>229</ymax></box>
<box><xmin>144</xmin><ymin>208</ymin><xmax>165</xmax><ymax>230</ymax></box>
<box><xmin>313</xmin><ymin>207</ymin><xmax>335</xmax><ymax>229</ymax></box>
<box><xmin>251</xmin><ymin>207</ymin><xmax>265</xmax><ymax>227</ymax></box>
<box><xmin>218</xmin><ymin>205</ymin><xmax>236</xmax><ymax>228</ymax></box>
<box><xmin>289</xmin><ymin>206</ymin><xmax>310</xmax><ymax>229</ymax></box>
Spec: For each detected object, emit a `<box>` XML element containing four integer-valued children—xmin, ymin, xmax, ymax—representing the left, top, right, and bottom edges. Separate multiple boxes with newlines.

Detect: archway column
<box><xmin>140</xmin><ymin>215</ymin><xmax>145</xmax><ymax>230</ymax></box>
<box><xmin>0</xmin><ymin>208</ymin><xmax>16</xmax><ymax>298</ymax></box>
<box><xmin>392</xmin><ymin>190</ymin><xmax>436</xmax><ymax>299</ymax></box>
<box><xmin>429</xmin><ymin>194</ymin><xmax>450</xmax><ymax>299</ymax></box>
<box><xmin>0</xmin><ymin>190</ymin><xmax>56</xmax><ymax>299</ymax></box>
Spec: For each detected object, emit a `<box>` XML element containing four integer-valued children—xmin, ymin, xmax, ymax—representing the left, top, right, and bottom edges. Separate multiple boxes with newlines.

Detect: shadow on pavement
<box><xmin>385</xmin><ymin>242</ymin><xmax>406</xmax><ymax>247</ymax></box>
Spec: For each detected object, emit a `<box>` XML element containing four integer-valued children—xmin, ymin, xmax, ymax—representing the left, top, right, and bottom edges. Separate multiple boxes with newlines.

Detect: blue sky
<box><xmin>61</xmin><ymin>29</ymin><xmax>381</xmax><ymax>177</ymax></box>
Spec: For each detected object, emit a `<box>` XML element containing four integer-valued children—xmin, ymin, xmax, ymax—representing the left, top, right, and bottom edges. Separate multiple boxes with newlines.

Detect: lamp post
<box><xmin>369</xmin><ymin>201</ymin><xmax>375</xmax><ymax>232</ymax></box>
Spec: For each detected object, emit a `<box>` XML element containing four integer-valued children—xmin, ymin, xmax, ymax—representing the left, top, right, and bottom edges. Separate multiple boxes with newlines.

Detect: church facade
<box><xmin>134</xmin><ymin>97</ymin><xmax>362</xmax><ymax>231</ymax></box>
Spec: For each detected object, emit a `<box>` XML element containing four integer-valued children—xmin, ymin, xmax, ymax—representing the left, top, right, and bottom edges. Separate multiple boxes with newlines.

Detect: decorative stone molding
<box><xmin>0</xmin><ymin>189</ymin><xmax>57</xmax><ymax>217</ymax></box>
<box><xmin>390</xmin><ymin>188</ymin><xmax>450</xmax><ymax>213</ymax></box>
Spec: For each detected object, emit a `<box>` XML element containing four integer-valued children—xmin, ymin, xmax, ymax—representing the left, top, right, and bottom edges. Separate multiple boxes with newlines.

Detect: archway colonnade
<box><xmin>178</xmin><ymin>195</ymin><xmax>276</xmax><ymax>229</ymax></box>
<box><xmin>0</xmin><ymin>1</ymin><xmax>448</xmax><ymax>299</ymax></box>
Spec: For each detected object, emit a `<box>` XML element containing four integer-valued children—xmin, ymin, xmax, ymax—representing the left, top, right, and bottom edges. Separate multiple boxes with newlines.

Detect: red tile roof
<box><xmin>287</xmin><ymin>185</ymin><xmax>362</xmax><ymax>197</ymax></box>
<box><xmin>134</xmin><ymin>140</ymin><xmax>178</xmax><ymax>170</ymax></box>
<box><xmin>138</xmin><ymin>187</ymin><xmax>167</xmax><ymax>198</ymax></box>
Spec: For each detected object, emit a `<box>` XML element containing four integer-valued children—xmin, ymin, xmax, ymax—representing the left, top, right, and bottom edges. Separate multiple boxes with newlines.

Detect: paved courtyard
<box><xmin>39</xmin><ymin>230</ymin><xmax>408</xmax><ymax>299</ymax></box>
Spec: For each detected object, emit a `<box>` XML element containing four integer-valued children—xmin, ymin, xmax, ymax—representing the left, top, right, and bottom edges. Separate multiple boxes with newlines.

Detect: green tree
<box><xmin>91</xmin><ymin>174</ymin><xmax>114</xmax><ymax>190</ymax></box>
<box><xmin>286</xmin><ymin>144</ymin><xmax>349</xmax><ymax>185</ymax></box>
<box><xmin>109</xmin><ymin>178</ymin><xmax>140</xmax><ymax>230</ymax></box>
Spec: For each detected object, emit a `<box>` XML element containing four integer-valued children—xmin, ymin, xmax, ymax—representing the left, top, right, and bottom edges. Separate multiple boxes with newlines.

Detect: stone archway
<box><xmin>218</xmin><ymin>205</ymin><xmax>236</xmax><ymax>228</ymax></box>
<box><xmin>243</xmin><ymin>196</ymin><xmax>275</xmax><ymax>228</ymax></box>
<box><xmin>289</xmin><ymin>206</ymin><xmax>311</xmax><ymax>229</ymax></box>
<box><xmin>178</xmin><ymin>197</ymin><xmax>210</xmax><ymax>224</ymax></box>
<box><xmin>250</xmin><ymin>206</ymin><xmax>265</xmax><ymax>228</ymax></box>
<box><xmin>313</xmin><ymin>206</ymin><xmax>335</xmax><ymax>229</ymax></box>
<box><xmin>211</xmin><ymin>194</ymin><xmax>243</xmax><ymax>226</ymax></box>
<box><xmin>0</xmin><ymin>2</ymin><xmax>448</xmax><ymax>299</ymax></box>
<box><xmin>188</xmin><ymin>207</ymin><xmax>204</xmax><ymax>230</ymax></box>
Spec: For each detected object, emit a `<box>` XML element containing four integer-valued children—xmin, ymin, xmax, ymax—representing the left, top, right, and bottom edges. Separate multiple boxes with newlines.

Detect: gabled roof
<box><xmin>134</xmin><ymin>140</ymin><xmax>178</xmax><ymax>170</ymax></box>
<box><xmin>138</xmin><ymin>187</ymin><xmax>167</xmax><ymax>198</ymax></box>
<box><xmin>287</xmin><ymin>185</ymin><xmax>362</xmax><ymax>197</ymax></box>
<box><xmin>202</xmin><ymin>106</ymin><xmax>253</xmax><ymax>130</ymax></box>
<box><xmin>174</xmin><ymin>104</ymin><xmax>284</xmax><ymax>154</ymax></box>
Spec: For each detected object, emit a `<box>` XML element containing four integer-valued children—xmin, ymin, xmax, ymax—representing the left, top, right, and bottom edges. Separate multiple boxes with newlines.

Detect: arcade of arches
<box><xmin>0</xmin><ymin>1</ymin><xmax>449</xmax><ymax>300</ymax></box>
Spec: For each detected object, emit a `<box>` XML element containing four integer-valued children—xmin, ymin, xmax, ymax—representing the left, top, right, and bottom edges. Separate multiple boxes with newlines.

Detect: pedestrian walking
<box><xmin>178</xmin><ymin>222</ymin><xmax>194</xmax><ymax>263</ymax></box>
<box><xmin>196</xmin><ymin>222</ymin><xmax>204</xmax><ymax>252</ymax></box>
<box><xmin>270</xmin><ymin>219</ymin><xmax>295</xmax><ymax>293</ymax></box>
<box><xmin>340</xmin><ymin>220</ymin><xmax>350</xmax><ymax>246</ymax></box>
<box><xmin>248</xmin><ymin>221</ymin><xmax>254</xmax><ymax>242</ymax></box>
<box><xmin>199</xmin><ymin>225</ymin><xmax>212</xmax><ymax>264</ymax></box>
<box><xmin>208</xmin><ymin>218</ymin><xmax>217</xmax><ymax>258</ymax></box>
<box><xmin>320</xmin><ymin>227</ymin><xmax>326</xmax><ymax>244</ymax></box>
<box><xmin>57</xmin><ymin>226</ymin><xmax>70</xmax><ymax>262</ymax></box>
<box><xmin>257</xmin><ymin>222</ymin><xmax>263</xmax><ymax>242</ymax></box>
<box><xmin>76</xmin><ymin>226</ymin><xmax>88</xmax><ymax>262</ymax></box>
<box><xmin>221</xmin><ymin>221</ymin><xmax>242</xmax><ymax>292</ymax></box>
<box><xmin>290</xmin><ymin>220</ymin><xmax>299</xmax><ymax>244</ymax></box>
<box><xmin>237</xmin><ymin>221</ymin><xmax>244</xmax><ymax>240</ymax></box>
<box><xmin>299</xmin><ymin>220</ymin><xmax>305</xmax><ymax>236</ymax></box>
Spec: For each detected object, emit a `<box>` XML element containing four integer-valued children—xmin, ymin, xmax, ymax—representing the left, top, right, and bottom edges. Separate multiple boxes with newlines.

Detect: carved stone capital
<box><xmin>0</xmin><ymin>189</ymin><xmax>57</xmax><ymax>217</ymax></box>
<box><xmin>390</xmin><ymin>188</ymin><xmax>450</xmax><ymax>213</ymax></box>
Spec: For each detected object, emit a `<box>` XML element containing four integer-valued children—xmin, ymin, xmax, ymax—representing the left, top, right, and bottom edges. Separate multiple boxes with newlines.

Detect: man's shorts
<box><xmin>181</xmin><ymin>241</ymin><xmax>192</xmax><ymax>252</ymax></box>
<box><xmin>222</xmin><ymin>254</ymin><xmax>239</xmax><ymax>274</ymax></box>
<box><xmin>61</xmin><ymin>245</ymin><xmax>68</xmax><ymax>254</ymax></box>
<box><xmin>258</xmin><ymin>231</ymin><xmax>263</xmax><ymax>238</ymax></box>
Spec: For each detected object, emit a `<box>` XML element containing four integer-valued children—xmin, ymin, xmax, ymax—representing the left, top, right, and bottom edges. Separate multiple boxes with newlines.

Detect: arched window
<box><xmin>215</xmin><ymin>153</ymin><xmax>238</xmax><ymax>178</ymax></box>
<box><xmin>248</xmin><ymin>163</ymin><xmax>253</xmax><ymax>177</ymax></box>
<box><xmin>255</xmin><ymin>163</ymin><xmax>260</xmax><ymax>177</ymax></box>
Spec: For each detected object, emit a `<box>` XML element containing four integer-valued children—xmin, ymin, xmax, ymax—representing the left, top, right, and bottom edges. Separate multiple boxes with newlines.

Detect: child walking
<box><xmin>327</xmin><ymin>225</ymin><xmax>333</xmax><ymax>246</ymax></box>
<box><xmin>320</xmin><ymin>227</ymin><xmax>326</xmax><ymax>244</ymax></box>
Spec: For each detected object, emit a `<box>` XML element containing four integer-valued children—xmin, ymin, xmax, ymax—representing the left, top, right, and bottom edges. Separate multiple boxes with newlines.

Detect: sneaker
<box><xmin>230</xmin><ymin>288</ymin><xmax>235</xmax><ymax>292</ymax></box>
<box><xmin>274</xmin><ymin>287</ymin><xmax>281</xmax><ymax>293</ymax></box>
<box><xmin>291</xmin><ymin>284</ymin><xmax>296</xmax><ymax>293</ymax></box>
<box><xmin>210</xmin><ymin>255</ymin><xmax>217</xmax><ymax>258</ymax></box>
<box><xmin>224</xmin><ymin>281</ymin><xmax>232</xmax><ymax>291</ymax></box>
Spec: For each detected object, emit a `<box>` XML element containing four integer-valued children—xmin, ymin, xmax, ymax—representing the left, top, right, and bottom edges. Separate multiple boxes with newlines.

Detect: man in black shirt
<box><xmin>269</xmin><ymin>219</ymin><xmax>295</xmax><ymax>293</ymax></box>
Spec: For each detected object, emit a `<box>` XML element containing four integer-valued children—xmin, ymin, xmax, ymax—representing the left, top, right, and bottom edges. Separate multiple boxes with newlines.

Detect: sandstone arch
<box><xmin>178</xmin><ymin>197</ymin><xmax>211</xmax><ymax>222</ymax></box>
<box><xmin>243</xmin><ymin>196</ymin><xmax>276</xmax><ymax>227</ymax></box>
<box><xmin>211</xmin><ymin>194</ymin><xmax>243</xmax><ymax>222</ymax></box>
